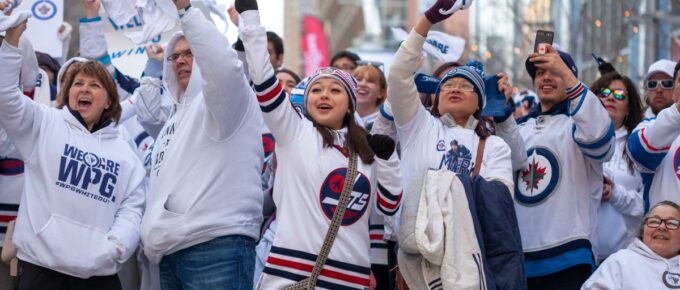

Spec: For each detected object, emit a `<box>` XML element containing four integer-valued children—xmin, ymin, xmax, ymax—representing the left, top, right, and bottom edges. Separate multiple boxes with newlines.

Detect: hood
<box><xmin>162</xmin><ymin>32</ymin><xmax>203</xmax><ymax>105</ymax></box>
<box><xmin>18</xmin><ymin>36</ymin><xmax>38</xmax><ymax>91</ymax></box>
<box><xmin>61</xmin><ymin>107</ymin><xmax>119</xmax><ymax>138</ymax></box>
<box><xmin>629</xmin><ymin>239</ymin><xmax>680</xmax><ymax>266</ymax></box>
<box><xmin>56</xmin><ymin>57</ymin><xmax>89</xmax><ymax>93</ymax></box>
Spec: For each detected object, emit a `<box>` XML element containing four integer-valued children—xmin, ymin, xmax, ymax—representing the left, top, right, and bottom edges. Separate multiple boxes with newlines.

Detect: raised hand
<box><xmin>0</xmin><ymin>1</ymin><xmax>10</xmax><ymax>11</ymax></box>
<box><xmin>146</xmin><ymin>44</ymin><xmax>165</xmax><ymax>61</ymax></box>
<box><xmin>528</xmin><ymin>44</ymin><xmax>579</xmax><ymax>88</ymax></box>
<box><xmin>367</xmin><ymin>134</ymin><xmax>395</xmax><ymax>160</ymax></box>
<box><xmin>424</xmin><ymin>0</ymin><xmax>473</xmax><ymax>24</ymax></box>
<box><xmin>5</xmin><ymin>19</ymin><xmax>27</xmax><ymax>47</ymax></box>
<box><xmin>174</xmin><ymin>0</ymin><xmax>191</xmax><ymax>10</ymax></box>
<box><xmin>227</xmin><ymin>6</ymin><xmax>239</xmax><ymax>26</ymax></box>
<box><xmin>82</xmin><ymin>0</ymin><xmax>101</xmax><ymax>19</ymax></box>
<box><xmin>497</xmin><ymin>72</ymin><xmax>512</xmax><ymax>102</ymax></box>
<box><xmin>235</xmin><ymin>0</ymin><xmax>258</xmax><ymax>13</ymax></box>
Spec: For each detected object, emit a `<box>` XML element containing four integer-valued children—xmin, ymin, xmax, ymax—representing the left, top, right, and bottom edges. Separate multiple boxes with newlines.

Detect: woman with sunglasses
<box><xmin>583</xmin><ymin>200</ymin><xmax>680</xmax><ymax>289</ymax></box>
<box><xmin>590</xmin><ymin>72</ymin><xmax>645</xmax><ymax>262</ymax></box>
<box><xmin>237</xmin><ymin>1</ymin><xmax>402</xmax><ymax>288</ymax></box>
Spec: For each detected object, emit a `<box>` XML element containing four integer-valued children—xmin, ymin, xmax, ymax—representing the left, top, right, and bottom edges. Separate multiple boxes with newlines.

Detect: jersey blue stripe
<box><xmin>627</xmin><ymin>132</ymin><xmax>666</xmax><ymax>172</ymax></box>
<box><xmin>254</xmin><ymin>75</ymin><xmax>278</xmax><ymax>93</ymax></box>
<box><xmin>260</xmin><ymin>91</ymin><xmax>287</xmax><ymax>113</ymax></box>
<box><xmin>379</xmin><ymin>105</ymin><xmax>394</xmax><ymax>121</ymax></box>
<box><xmin>582</xmin><ymin>143</ymin><xmax>613</xmax><ymax>161</ymax></box>
<box><xmin>572</xmin><ymin>121</ymin><xmax>614</xmax><ymax>150</ymax></box>
<box><xmin>269</xmin><ymin>246</ymin><xmax>370</xmax><ymax>274</ymax></box>
<box><xmin>525</xmin><ymin>248</ymin><xmax>595</xmax><ymax>277</ymax></box>
<box><xmin>262</xmin><ymin>267</ymin><xmax>361</xmax><ymax>290</ymax></box>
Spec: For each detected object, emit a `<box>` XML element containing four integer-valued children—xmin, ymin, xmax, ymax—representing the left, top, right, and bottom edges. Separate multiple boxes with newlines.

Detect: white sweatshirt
<box><xmin>596</xmin><ymin>128</ymin><xmax>644</xmax><ymax>261</ymax></box>
<box><xmin>139</xmin><ymin>8</ymin><xmax>264</xmax><ymax>264</ymax></box>
<box><xmin>627</xmin><ymin>105</ymin><xmax>680</xmax><ymax>208</ymax></box>
<box><xmin>582</xmin><ymin>239</ymin><xmax>680</xmax><ymax>290</ymax></box>
<box><xmin>0</xmin><ymin>128</ymin><xmax>22</xmax><ymax>242</ymax></box>
<box><xmin>0</xmin><ymin>42</ymin><xmax>146</xmax><ymax>278</ymax></box>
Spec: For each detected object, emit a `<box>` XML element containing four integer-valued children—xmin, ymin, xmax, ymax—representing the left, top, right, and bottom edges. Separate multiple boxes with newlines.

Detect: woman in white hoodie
<box><xmin>583</xmin><ymin>201</ymin><xmax>680</xmax><ymax>290</ymax></box>
<box><xmin>0</xmin><ymin>21</ymin><xmax>146</xmax><ymax>290</ymax></box>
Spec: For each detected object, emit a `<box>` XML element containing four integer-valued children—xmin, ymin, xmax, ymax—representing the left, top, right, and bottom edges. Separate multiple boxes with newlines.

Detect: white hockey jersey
<box><xmin>0</xmin><ymin>128</ymin><xmax>21</xmax><ymax>242</ymax></box>
<box><xmin>627</xmin><ymin>105</ymin><xmax>680</xmax><ymax>209</ymax></box>
<box><xmin>511</xmin><ymin>82</ymin><xmax>615</xmax><ymax>277</ymax></box>
<box><xmin>241</xmin><ymin>10</ymin><xmax>402</xmax><ymax>289</ymax></box>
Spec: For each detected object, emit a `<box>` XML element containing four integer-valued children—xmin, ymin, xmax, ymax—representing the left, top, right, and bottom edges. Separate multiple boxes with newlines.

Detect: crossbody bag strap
<box><xmin>472</xmin><ymin>137</ymin><xmax>486</xmax><ymax>177</ymax></box>
<box><xmin>285</xmin><ymin>151</ymin><xmax>359</xmax><ymax>290</ymax></box>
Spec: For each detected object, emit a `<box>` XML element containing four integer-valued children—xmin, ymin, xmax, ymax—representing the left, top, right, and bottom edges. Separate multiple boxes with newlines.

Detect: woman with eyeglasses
<box><xmin>589</xmin><ymin>72</ymin><xmax>645</xmax><ymax>262</ymax></box>
<box><xmin>237</xmin><ymin>1</ymin><xmax>403</xmax><ymax>288</ymax></box>
<box><xmin>582</xmin><ymin>200</ymin><xmax>680</xmax><ymax>289</ymax></box>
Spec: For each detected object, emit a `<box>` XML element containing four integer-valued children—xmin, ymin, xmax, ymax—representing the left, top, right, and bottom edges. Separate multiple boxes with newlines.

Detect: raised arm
<box><xmin>239</xmin><ymin>1</ymin><xmax>305</xmax><ymax>145</ymax></box>
<box><xmin>627</xmin><ymin>105</ymin><xmax>680</xmax><ymax>173</ymax></box>
<box><xmin>0</xmin><ymin>22</ymin><xmax>46</xmax><ymax>160</ymax></box>
<box><xmin>529</xmin><ymin>45</ymin><xmax>614</xmax><ymax>163</ymax></box>
<box><xmin>176</xmin><ymin>2</ymin><xmax>257</xmax><ymax>140</ymax></box>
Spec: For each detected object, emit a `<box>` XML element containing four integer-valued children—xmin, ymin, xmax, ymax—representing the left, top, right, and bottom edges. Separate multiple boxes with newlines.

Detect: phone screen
<box><xmin>533</xmin><ymin>30</ymin><xmax>554</xmax><ymax>54</ymax></box>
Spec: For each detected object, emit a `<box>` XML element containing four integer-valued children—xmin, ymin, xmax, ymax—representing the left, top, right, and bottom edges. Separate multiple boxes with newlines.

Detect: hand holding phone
<box><xmin>534</xmin><ymin>30</ymin><xmax>554</xmax><ymax>54</ymax></box>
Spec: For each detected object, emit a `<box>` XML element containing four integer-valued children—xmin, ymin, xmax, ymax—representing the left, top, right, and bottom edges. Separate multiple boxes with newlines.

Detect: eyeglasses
<box><xmin>440</xmin><ymin>82</ymin><xmax>475</xmax><ymax>93</ymax></box>
<box><xmin>645</xmin><ymin>217</ymin><xmax>680</xmax><ymax>230</ymax></box>
<box><xmin>166</xmin><ymin>49</ymin><xmax>193</xmax><ymax>62</ymax></box>
<box><xmin>646</xmin><ymin>79</ymin><xmax>674</xmax><ymax>90</ymax></box>
<box><xmin>599</xmin><ymin>88</ymin><xmax>627</xmax><ymax>101</ymax></box>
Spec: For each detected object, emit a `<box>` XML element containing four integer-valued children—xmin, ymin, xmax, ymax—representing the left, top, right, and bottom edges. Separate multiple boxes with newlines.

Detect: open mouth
<box><xmin>316</xmin><ymin>103</ymin><xmax>333</xmax><ymax>113</ymax></box>
<box><xmin>357</xmin><ymin>88</ymin><xmax>369</xmax><ymax>95</ymax></box>
<box><xmin>540</xmin><ymin>84</ymin><xmax>556</xmax><ymax>94</ymax></box>
<box><xmin>653</xmin><ymin>234</ymin><xmax>670</xmax><ymax>240</ymax></box>
<box><xmin>77</xmin><ymin>98</ymin><xmax>92</xmax><ymax>110</ymax></box>
<box><xmin>177</xmin><ymin>69</ymin><xmax>191</xmax><ymax>79</ymax></box>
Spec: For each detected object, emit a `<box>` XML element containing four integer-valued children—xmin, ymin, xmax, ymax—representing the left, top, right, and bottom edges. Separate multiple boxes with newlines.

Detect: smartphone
<box><xmin>533</xmin><ymin>30</ymin><xmax>554</xmax><ymax>54</ymax></box>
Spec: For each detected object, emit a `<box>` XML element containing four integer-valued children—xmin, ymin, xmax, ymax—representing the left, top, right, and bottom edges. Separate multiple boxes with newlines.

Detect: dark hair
<box><xmin>313</xmin><ymin>112</ymin><xmax>375</xmax><ymax>165</ymax></box>
<box><xmin>275</xmin><ymin>68</ymin><xmax>301</xmax><ymax>84</ymax></box>
<box><xmin>57</xmin><ymin>61</ymin><xmax>122</xmax><ymax>125</ymax></box>
<box><xmin>430</xmin><ymin>90</ymin><xmax>491</xmax><ymax>140</ymax></box>
<box><xmin>331</xmin><ymin>50</ymin><xmax>361</xmax><ymax>67</ymax></box>
<box><xmin>590</xmin><ymin>72</ymin><xmax>643</xmax><ymax>173</ymax></box>
<box><xmin>266</xmin><ymin>31</ymin><xmax>284</xmax><ymax>56</ymax></box>
<box><xmin>353</xmin><ymin>65</ymin><xmax>387</xmax><ymax>106</ymax></box>
<box><xmin>674</xmin><ymin>61</ymin><xmax>680</xmax><ymax>84</ymax></box>
<box><xmin>637</xmin><ymin>200</ymin><xmax>680</xmax><ymax>239</ymax></box>
<box><xmin>433</xmin><ymin>62</ymin><xmax>462</xmax><ymax>79</ymax></box>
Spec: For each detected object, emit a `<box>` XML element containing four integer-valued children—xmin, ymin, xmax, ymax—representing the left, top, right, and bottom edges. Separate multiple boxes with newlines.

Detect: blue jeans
<box><xmin>159</xmin><ymin>235</ymin><xmax>256</xmax><ymax>290</ymax></box>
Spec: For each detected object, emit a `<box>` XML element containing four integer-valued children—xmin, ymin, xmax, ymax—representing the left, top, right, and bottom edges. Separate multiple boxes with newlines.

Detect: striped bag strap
<box><xmin>285</xmin><ymin>151</ymin><xmax>359</xmax><ymax>290</ymax></box>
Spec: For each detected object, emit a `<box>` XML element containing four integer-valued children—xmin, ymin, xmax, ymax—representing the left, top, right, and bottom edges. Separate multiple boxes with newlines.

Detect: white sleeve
<box><xmin>627</xmin><ymin>107</ymin><xmax>680</xmax><ymax>173</ymax></box>
<box><xmin>388</xmin><ymin>30</ymin><xmax>425</xmax><ymax>127</ymax></box>
<box><xmin>135</xmin><ymin>77</ymin><xmax>171</xmax><ymax>139</ymax></box>
<box><xmin>494</xmin><ymin>117</ymin><xmax>528</xmax><ymax>171</ymax></box>
<box><xmin>180</xmin><ymin>8</ymin><xmax>258</xmax><ymax>140</ymax></box>
<box><xmin>0</xmin><ymin>42</ymin><xmax>46</xmax><ymax>160</ymax></box>
<box><xmin>370</xmin><ymin>101</ymin><xmax>398</xmax><ymax>141</ymax></box>
<box><xmin>568</xmin><ymin>83</ymin><xmax>615</xmax><ymax>163</ymax></box>
<box><xmin>78</xmin><ymin>17</ymin><xmax>108</xmax><ymax>60</ymax></box>
<box><xmin>609</xmin><ymin>177</ymin><xmax>644</xmax><ymax>232</ymax></box>
<box><xmin>374</xmin><ymin>152</ymin><xmax>403</xmax><ymax>216</ymax></box>
<box><xmin>240</xmin><ymin>10</ymin><xmax>305</xmax><ymax>146</ymax></box>
<box><xmin>107</xmin><ymin>160</ymin><xmax>146</xmax><ymax>264</ymax></box>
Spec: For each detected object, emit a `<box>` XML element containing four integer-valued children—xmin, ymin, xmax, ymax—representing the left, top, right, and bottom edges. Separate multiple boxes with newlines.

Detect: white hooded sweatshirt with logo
<box><xmin>0</xmin><ymin>42</ymin><xmax>146</xmax><ymax>278</ymax></box>
<box><xmin>582</xmin><ymin>239</ymin><xmax>680</xmax><ymax>290</ymax></box>
<box><xmin>139</xmin><ymin>8</ymin><xmax>264</xmax><ymax>263</ymax></box>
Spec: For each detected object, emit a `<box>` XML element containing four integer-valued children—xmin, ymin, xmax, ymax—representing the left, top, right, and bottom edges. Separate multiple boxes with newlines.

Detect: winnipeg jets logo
<box><xmin>521</xmin><ymin>161</ymin><xmax>547</xmax><ymax>191</ymax></box>
<box><xmin>663</xmin><ymin>271</ymin><xmax>680</xmax><ymax>289</ymax></box>
<box><xmin>319</xmin><ymin>168</ymin><xmax>371</xmax><ymax>226</ymax></box>
<box><xmin>515</xmin><ymin>147</ymin><xmax>561</xmax><ymax>205</ymax></box>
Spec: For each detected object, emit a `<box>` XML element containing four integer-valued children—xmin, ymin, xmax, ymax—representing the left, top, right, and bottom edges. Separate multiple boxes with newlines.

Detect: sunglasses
<box><xmin>646</xmin><ymin>79</ymin><xmax>674</xmax><ymax>90</ymax></box>
<box><xmin>599</xmin><ymin>88</ymin><xmax>627</xmax><ymax>100</ymax></box>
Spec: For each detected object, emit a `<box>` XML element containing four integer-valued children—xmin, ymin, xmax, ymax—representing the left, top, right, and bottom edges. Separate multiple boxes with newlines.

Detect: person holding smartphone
<box><xmin>495</xmin><ymin>32</ymin><xmax>615</xmax><ymax>288</ymax></box>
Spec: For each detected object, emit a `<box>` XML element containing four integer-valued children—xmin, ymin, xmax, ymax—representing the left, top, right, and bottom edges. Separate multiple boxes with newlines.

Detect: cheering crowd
<box><xmin>2</xmin><ymin>0</ymin><xmax>680</xmax><ymax>289</ymax></box>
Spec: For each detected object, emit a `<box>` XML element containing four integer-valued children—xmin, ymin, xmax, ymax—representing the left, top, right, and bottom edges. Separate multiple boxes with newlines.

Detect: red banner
<box><xmin>302</xmin><ymin>16</ymin><xmax>329</xmax><ymax>77</ymax></box>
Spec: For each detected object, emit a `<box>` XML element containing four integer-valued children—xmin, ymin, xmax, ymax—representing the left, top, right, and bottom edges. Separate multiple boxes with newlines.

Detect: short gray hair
<box><xmin>637</xmin><ymin>200</ymin><xmax>680</xmax><ymax>239</ymax></box>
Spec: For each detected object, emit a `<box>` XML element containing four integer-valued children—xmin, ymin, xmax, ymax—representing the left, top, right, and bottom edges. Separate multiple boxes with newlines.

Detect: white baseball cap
<box><xmin>645</xmin><ymin>59</ymin><xmax>677</xmax><ymax>81</ymax></box>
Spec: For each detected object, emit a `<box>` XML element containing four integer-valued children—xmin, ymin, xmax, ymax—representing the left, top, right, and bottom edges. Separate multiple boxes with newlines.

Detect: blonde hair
<box><xmin>353</xmin><ymin>65</ymin><xmax>387</xmax><ymax>106</ymax></box>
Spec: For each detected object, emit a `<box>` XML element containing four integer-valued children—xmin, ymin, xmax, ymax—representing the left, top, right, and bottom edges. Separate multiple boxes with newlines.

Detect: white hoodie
<box><xmin>139</xmin><ymin>8</ymin><xmax>264</xmax><ymax>264</ymax></box>
<box><xmin>582</xmin><ymin>239</ymin><xmax>680</xmax><ymax>290</ymax></box>
<box><xmin>0</xmin><ymin>42</ymin><xmax>146</xmax><ymax>278</ymax></box>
